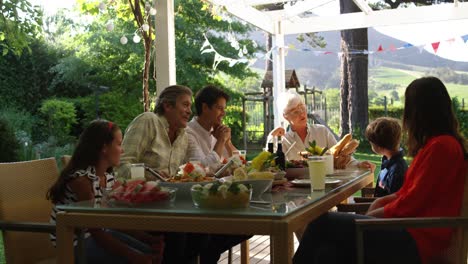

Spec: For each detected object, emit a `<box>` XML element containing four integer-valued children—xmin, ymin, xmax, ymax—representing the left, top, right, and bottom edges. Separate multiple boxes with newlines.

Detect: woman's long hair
<box><xmin>47</xmin><ymin>120</ymin><xmax>119</xmax><ymax>203</ymax></box>
<box><xmin>403</xmin><ymin>76</ymin><xmax>467</xmax><ymax>157</ymax></box>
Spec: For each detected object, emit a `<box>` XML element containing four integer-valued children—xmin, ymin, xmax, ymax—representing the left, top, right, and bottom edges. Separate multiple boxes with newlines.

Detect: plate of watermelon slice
<box><xmin>104</xmin><ymin>178</ymin><xmax>177</xmax><ymax>206</ymax></box>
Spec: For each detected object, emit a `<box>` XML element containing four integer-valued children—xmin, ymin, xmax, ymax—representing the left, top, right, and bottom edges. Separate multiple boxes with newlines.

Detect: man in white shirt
<box><xmin>186</xmin><ymin>85</ymin><xmax>237</xmax><ymax>172</ymax></box>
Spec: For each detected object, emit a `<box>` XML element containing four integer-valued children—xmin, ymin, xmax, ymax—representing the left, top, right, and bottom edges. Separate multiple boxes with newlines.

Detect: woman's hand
<box><xmin>270</xmin><ymin>127</ymin><xmax>285</xmax><ymax>137</ymax></box>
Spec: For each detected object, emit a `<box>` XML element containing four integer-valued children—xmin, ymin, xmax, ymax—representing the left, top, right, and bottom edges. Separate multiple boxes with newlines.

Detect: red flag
<box><xmin>431</xmin><ymin>42</ymin><xmax>440</xmax><ymax>53</ymax></box>
<box><xmin>389</xmin><ymin>44</ymin><xmax>396</xmax><ymax>51</ymax></box>
<box><xmin>377</xmin><ymin>45</ymin><xmax>384</xmax><ymax>52</ymax></box>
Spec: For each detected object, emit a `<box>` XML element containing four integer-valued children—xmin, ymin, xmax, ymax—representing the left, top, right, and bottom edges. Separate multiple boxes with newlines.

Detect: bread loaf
<box><xmin>340</xmin><ymin>139</ymin><xmax>359</xmax><ymax>156</ymax></box>
<box><xmin>330</xmin><ymin>134</ymin><xmax>352</xmax><ymax>156</ymax></box>
<box><xmin>334</xmin><ymin>154</ymin><xmax>351</xmax><ymax>169</ymax></box>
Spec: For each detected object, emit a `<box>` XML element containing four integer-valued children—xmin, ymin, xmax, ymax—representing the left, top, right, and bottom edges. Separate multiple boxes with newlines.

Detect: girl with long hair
<box><xmin>48</xmin><ymin>120</ymin><xmax>162</xmax><ymax>264</ymax></box>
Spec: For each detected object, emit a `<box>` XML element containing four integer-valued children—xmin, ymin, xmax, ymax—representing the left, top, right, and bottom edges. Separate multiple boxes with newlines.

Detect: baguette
<box><xmin>330</xmin><ymin>134</ymin><xmax>352</xmax><ymax>156</ymax></box>
<box><xmin>334</xmin><ymin>154</ymin><xmax>351</xmax><ymax>169</ymax></box>
<box><xmin>340</xmin><ymin>139</ymin><xmax>359</xmax><ymax>156</ymax></box>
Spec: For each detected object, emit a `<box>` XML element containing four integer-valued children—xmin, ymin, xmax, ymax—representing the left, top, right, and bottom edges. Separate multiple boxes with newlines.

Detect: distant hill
<box><xmin>249</xmin><ymin>28</ymin><xmax>468</xmax><ymax>88</ymax></box>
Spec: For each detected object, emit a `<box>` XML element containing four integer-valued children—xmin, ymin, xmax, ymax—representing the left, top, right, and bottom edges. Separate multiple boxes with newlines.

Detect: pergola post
<box><xmin>154</xmin><ymin>0</ymin><xmax>176</xmax><ymax>95</ymax></box>
<box><xmin>272</xmin><ymin>20</ymin><xmax>286</xmax><ymax>128</ymax></box>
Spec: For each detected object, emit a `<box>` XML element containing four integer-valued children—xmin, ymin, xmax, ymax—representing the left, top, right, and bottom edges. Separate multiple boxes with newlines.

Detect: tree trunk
<box><xmin>339</xmin><ymin>0</ymin><xmax>369</xmax><ymax>138</ymax></box>
<box><xmin>128</xmin><ymin>0</ymin><xmax>151</xmax><ymax>112</ymax></box>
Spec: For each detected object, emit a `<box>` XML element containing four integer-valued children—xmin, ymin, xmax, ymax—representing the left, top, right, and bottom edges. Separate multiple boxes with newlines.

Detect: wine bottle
<box><xmin>267</xmin><ymin>139</ymin><xmax>274</xmax><ymax>153</ymax></box>
<box><xmin>275</xmin><ymin>136</ymin><xmax>286</xmax><ymax>170</ymax></box>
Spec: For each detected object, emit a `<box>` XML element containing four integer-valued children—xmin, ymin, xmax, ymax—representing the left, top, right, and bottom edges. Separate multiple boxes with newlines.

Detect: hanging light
<box><xmin>120</xmin><ymin>36</ymin><xmax>128</xmax><ymax>45</ymax></box>
<box><xmin>142</xmin><ymin>24</ymin><xmax>150</xmax><ymax>31</ymax></box>
<box><xmin>106</xmin><ymin>21</ymin><xmax>114</xmax><ymax>32</ymax></box>
<box><xmin>133</xmin><ymin>34</ymin><xmax>141</xmax><ymax>43</ymax></box>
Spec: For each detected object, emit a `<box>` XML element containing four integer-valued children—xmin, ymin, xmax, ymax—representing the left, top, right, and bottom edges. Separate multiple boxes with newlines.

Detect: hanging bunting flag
<box><xmin>417</xmin><ymin>45</ymin><xmax>425</xmax><ymax>54</ymax></box>
<box><xmin>446</xmin><ymin>38</ymin><xmax>456</xmax><ymax>44</ymax></box>
<box><xmin>377</xmin><ymin>45</ymin><xmax>384</xmax><ymax>52</ymax></box>
<box><xmin>389</xmin><ymin>44</ymin><xmax>396</xmax><ymax>51</ymax></box>
<box><xmin>461</xmin><ymin>35</ymin><xmax>468</xmax><ymax>43</ymax></box>
<box><xmin>403</xmin><ymin>43</ymin><xmax>413</xmax><ymax>48</ymax></box>
<box><xmin>431</xmin><ymin>42</ymin><xmax>440</xmax><ymax>53</ymax></box>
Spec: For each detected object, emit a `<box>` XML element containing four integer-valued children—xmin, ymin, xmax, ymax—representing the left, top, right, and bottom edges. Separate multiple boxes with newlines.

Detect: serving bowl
<box><xmin>221</xmin><ymin>176</ymin><xmax>272</xmax><ymax>198</ymax></box>
<box><xmin>191</xmin><ymin>182</ymin><xmax>252</xmax><ymax>209</ymax></box>
<box><xmin>103</xmin><ymin>186</ymin><xmax>177</xmax><ymax>206</ymax></box>
<box><xmin>159</xmin><ymin>181</ymin><xmax>215</xmax><ymax>199</ymax></box>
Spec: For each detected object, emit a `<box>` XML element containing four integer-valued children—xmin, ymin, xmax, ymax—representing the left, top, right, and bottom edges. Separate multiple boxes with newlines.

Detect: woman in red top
<box><xmin>293</xmin><ymin>76</ymin><xmax>467</xmax><ymax>264</ymax></box>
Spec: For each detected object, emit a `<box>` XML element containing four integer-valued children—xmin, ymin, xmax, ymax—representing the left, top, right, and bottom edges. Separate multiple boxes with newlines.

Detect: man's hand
<box><xmin>212</xmin><ymin>124</ymin><xmax>230</xmax><ymax>144</ymax></box>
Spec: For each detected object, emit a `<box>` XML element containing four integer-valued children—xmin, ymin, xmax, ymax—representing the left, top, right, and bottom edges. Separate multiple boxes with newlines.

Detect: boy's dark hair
<box><xmin>365</xmin><ymin>117</ymin><xmax>402</xmax><ymax>151</ymax></box>
<box><xmin>194</xmin><ymin>85</ymin><xmax>230</xmax><ymax>116</ymax></box>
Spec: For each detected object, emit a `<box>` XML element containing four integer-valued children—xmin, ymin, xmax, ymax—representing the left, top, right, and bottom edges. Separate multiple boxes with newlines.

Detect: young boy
<box><xmin>365</xmin><ymin>117</ymin><xmax>408</xmax><ymax>197</ymax></box>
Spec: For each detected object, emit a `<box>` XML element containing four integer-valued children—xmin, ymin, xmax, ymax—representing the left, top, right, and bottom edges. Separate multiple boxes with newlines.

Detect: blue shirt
<box><xmin>374</xmin><ymin>149</ymin><xmax>408</xmax><ymax>197</ymax></box>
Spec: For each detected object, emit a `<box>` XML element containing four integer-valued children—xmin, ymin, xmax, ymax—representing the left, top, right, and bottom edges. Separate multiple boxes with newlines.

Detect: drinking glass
<box><xmin>130</xmin><ymin>163</ymin><xmax>145</xmax><ymax>179</ymax></box>
<box><xmin>307</xmin><ymin>157</ymin><xmax>326</xmax><ymax>191</ymax></box>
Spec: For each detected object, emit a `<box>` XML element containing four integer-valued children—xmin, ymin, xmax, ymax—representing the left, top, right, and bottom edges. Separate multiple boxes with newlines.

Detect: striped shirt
<box><xmin>117</xmin><ymin>112</ymin><xmax>189</xmax><ymax>178</ymax></box>
<box><xmin>49</xmin><ymin>166</ymin><xmax>114</xmax><ymax>246</ymax></box>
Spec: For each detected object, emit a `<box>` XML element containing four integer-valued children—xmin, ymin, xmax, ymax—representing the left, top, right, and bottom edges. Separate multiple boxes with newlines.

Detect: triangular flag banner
<box><xmin>461</xmin><ymin>35</ymin><xmax>468</xmax><ymax>43</ymax></box>
<box><xmin>446</xmin><ymin>38</ymin><xmax>455</xmax><ymax>44</ymax></box>
<box><xmin>417</xmin><ymin>45</ymin><xmax>424</xmax><ymax>54</ymax></box>
<box><xmin>377</xmin><ymin>45</ymin><xmax>384</xmax><ymax>52</ymax></box>
<box><xmin>403</xmin><ymin>43</ymin><xmax>413</xmax><ymax>48</ymax></box>
<box><xmin>431</xmin><ymin>42</ymin><xmax>440</xmax><ymax>53</ymax></box>
<box><xmin>324</xmin><ymin>51</ymin><xmax>333</xmax><ymax>55</ymax></box>
<box><xmin>389</xmin><ymin>44</ymin><xmax>396</xmax><ymax>51</ymax></box>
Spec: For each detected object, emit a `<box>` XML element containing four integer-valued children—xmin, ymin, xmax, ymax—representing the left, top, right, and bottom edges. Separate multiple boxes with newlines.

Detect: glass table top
<box><xmin>58</xmin><ymin>169</ymin><xmax>370</xmax><ymax>219</ymax></box>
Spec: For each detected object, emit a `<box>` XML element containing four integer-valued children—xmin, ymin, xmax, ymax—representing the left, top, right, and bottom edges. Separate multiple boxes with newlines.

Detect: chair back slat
<box><xmin>0</xmin><ymin>158</ymin><xmax>59</xmax><ymax>264</ymax></box>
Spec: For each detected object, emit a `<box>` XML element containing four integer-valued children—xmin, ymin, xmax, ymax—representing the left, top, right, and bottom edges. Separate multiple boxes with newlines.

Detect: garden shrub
<box><xmin>0</xmin><ymin>118</ymin><xmax>20</xmax><ymax>162</ymax></box>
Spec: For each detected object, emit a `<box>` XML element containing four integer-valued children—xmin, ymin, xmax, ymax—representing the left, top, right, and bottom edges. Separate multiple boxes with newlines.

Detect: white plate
<box><xmin>291</xmin><ymin>179</ymin><xmax>342</xmax><ymax>187</ymax></box>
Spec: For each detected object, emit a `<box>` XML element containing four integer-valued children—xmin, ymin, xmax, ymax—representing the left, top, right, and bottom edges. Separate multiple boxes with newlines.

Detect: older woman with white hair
<box><xmin>267</xmin><ymin>91</ymin><xmax>337</xmax><ymax>160</ymax></box>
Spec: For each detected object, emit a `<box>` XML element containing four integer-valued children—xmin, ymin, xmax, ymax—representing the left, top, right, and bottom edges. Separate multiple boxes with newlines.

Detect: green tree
<box><xmin>0</xmin><ymin>117</ymin><xmax>20</xmax><ymax>162</ymax></box>
<box><xmin>39</xmin><ymin>99</ymin><xmax>77</xmax><ymax>144</ymax></box>
<box><xmin>0</xmin><ymin>0</ymin><xmax>43</xmax><ymax>56</ymax></box>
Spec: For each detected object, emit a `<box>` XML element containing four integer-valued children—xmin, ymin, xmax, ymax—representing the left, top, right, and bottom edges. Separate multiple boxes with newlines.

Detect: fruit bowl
<box><xmin>103</xmin><ymin>179</ymin><xmax>177</xmax><ymax>206</ymax></box>
<box><xmin>190</xmin><ymin>181</ymin><xmax>252</xmax><ymax>209</ymax></box>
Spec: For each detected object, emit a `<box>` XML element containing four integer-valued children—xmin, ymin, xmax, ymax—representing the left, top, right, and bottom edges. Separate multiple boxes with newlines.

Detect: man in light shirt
<box><xmin>186</xmin><ymin>85</ymin><xmax>238</xmax><ymax>172</ymax></box>
<box><xmin>117</xmin><ymin>85</ymin><xmax>192</xmax><ymax>179</ymax></box>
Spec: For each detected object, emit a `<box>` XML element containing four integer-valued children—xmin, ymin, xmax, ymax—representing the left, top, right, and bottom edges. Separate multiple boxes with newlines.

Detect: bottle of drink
<box><xmin>267</xmin><ymin>139</ymin><xmax>274</xmax><ymax>153</ymax></box>
<box><xmin>275</xmin><ymin>136</ymin><xmax>286</xmax><ymax>170</ymax></box>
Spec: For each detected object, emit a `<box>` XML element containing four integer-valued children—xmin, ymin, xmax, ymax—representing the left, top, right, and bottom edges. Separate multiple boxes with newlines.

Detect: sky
<box><xmin>29</xmin><ymin>0</ymin><xmax>468</xmax><ymax>62</ymax></box>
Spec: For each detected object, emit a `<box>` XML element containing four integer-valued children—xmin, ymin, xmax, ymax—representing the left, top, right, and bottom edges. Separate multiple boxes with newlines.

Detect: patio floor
<box><xmin>218</xmin><ymin>235</ymin><xmax>300</xmax><ymax>264</ymax></box>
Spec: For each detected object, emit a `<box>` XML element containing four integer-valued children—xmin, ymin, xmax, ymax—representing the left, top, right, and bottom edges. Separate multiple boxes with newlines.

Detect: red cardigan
<box><xmin>384</xmin><ymin>135</ymin><xmax>466</xmax><ymax>264</ymax></box>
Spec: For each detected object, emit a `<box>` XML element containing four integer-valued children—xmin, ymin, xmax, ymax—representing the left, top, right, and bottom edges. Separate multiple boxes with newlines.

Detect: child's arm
<box><xmin>357</xmin><ymin>160</ymin><xmax>376</xmax><ymax>173</ymax></box>
<box><xmin>69</xmin><ymin>177</ymin><xmax>153</xmax><ymax>263</ymax></box>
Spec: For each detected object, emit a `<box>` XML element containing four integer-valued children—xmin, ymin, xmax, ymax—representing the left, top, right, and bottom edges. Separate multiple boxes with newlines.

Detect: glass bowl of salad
<box><xmin>190</xmin><ymin>181</ymin><xmax>252</xmax><ymax>209</ymax></box>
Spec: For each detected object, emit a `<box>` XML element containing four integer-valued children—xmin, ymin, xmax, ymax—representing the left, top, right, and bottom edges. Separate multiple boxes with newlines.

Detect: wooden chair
<box><xmin>0</xmin><ymin>158</ymin><xmax>59</xmax><ymax>264</ymax></box>
<box><xmin>355</xmin><ymin>161</ymin><xmax>468</xmax><ymax>264</ymax></box>
<box><xmin>60</xmin><ymin>155</ymin><xmax>72</xmax><ymax>168</ymax></box>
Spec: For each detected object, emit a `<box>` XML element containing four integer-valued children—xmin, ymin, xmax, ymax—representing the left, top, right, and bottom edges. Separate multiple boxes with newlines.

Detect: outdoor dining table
<box><xmin>56</xmin><ymin>169</ymin><xmax>373</xmax><ymax>264</ymax></box>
